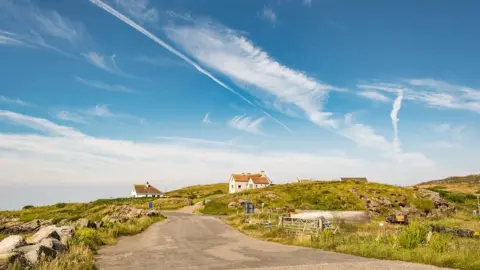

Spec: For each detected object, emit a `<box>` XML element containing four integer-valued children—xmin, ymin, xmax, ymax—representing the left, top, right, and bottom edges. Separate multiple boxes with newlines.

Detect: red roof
<box><xmin>231</xmin><ymin>173</ymin><xmax>270</xmax><ymax>184</ymax></box>
<box><xmin>133</xmin><ymin>184</ymin><xmax>163</xmax><ymax>195</ymax></box>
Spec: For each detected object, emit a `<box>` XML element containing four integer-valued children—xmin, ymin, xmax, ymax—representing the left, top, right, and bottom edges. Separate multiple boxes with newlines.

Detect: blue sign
<box><xmin>148</xmin><ymin>201</ymin><xmax>153</xmax><ymax>209</ymax></box>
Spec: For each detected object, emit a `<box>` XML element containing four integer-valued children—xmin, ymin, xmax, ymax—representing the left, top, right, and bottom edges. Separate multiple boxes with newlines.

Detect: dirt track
<box><xmin>96</xmin><ymin>210</ymin><xmax>449</xmax><ymax>270</ymax></box>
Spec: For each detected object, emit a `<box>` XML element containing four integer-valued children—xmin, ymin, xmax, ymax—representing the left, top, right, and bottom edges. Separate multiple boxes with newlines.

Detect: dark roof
<box><xmin>133</xmin><ymin>184</ymin><xmax>163</xmax><ymax>195</ymax></box>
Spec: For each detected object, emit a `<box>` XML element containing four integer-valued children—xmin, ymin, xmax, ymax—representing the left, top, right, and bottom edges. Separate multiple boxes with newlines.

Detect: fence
<box><xmin>278</xmin><ymin>216</ymin><xmax>324</xmax><ymax>234</ymax></box>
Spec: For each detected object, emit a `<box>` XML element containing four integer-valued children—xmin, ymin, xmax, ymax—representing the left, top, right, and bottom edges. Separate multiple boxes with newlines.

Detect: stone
<box><xmin>0</xmin><ymin>219</ymin><xmax>48</xmax><ymax>235</ymax></box>
<box><xmin>16</xmin><ymin>244</ymin><xmax>56</xmax><ymax>265</ymax></box>
<box><xmin>146</xmin><ymin>210</ymin><xmax>160</xmax><ymax>217</ymax></box>
<box><xmin>228</xmin><ymin>202</ymin><xmax>239</xmax><ymax>209</ymax></box>
<box><xmin>0</xmin><ymin>235</ymin><xmax>26</xmax><ymax>254</ymax></box>
<box><xmin>39</xmin><ymin>238</ymin><xmax>66</xmax><ymax>254</ymax></box>
<box><xmin>76</xmin><ymin>218</ymin><xmax>96</xmax><ymax>229</ymax></box>
<box><xmin>94</xmin><ymin>221</ymin><xmax>104</xmax><ymax>229</ymax></box>
<box><xmin>27</xmin><ymin>226</ymin><xmax>60</xmax><ymax>244</ymax></box>
<box><xmin>54</xmin><ymin>226</ymin><xmax>75</xmax><ymax>245</ymax></box>
<box><xmin>0</xmin><ymin>252</ymin><xmax>29</xmax><ymax>270</ymax></box>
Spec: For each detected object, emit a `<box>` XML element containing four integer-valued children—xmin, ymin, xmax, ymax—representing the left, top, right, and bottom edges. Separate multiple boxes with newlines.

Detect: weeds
<box><xmin>397</xmin><ymin>222</ymin><xmax>429</xmax><ymax>249</ymax></box>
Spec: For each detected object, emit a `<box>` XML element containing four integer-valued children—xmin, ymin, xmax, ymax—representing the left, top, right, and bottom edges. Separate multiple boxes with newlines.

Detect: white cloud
<box><xmin>261</xmin><ymin>7</ymin><xmax>277</xmax><ymax>24</ymax></box>
<box><xmin>55</xmin><ymin>111</ymin><xmax>87</xmax><ymax>124</ymax></box>
<box><xmin>0</xmin><ymin>0</ymin><xmax>88</xmax><ymax>53</ymax></box>
<box><xmin>88</xmin><ymin>0</ymin><xmax>290</xmax><ymax>131</ymax></box>
<box><xmin>156</xmin><ymin>136</ymin><xmax>236</xmax><ymax>147</ymax></box>
<box><xmin>82</xmin><ymin>104</ymin><xmax>144</xmax><ymax>124</ymax></box>
<box><xmin>358</xmin><ymin>91</ymin><xmax>391</xmax><ymax>103</ymax></box>
<box><xmin>360</xmin><ymin>79</ymin><xmax>480</xmax><ymax>113</ymax></box>
<box><xmin>433</xmin><ymin>123</ymin><xmax>465</xmax><ymax>144</ymax></box>
<box><xmin>0</xmin><ymin>96</ymin><xmax>31</xmax><ymax>106</ymax></box>
<box><xmin>74</xmin><ymin>76</ymin><xmax>135</xmax><ymax>93</ymax></box>
<box><xmin>112</xmin><ymin>0</ymin><xmax>158</xmax><ymax>24</ymax></box>
<box><xmin>425</xmin><ymin>141</ymin><xmax>456</xmax><ymax>149</ymax></box>
<box><xmin>202</xmin><ymin>113</ymin><xmax>212</xmax><ymax>124</ymax></box>
<box><xmin>228</xmin><ymin>115</ymin><xmax>266</xmax><ymax>135</ymax></box>
<box><xmin>164</xmin><ymin>20</ymin><xmax>338</xmax><ymax>128</ymax></box>
<box><xmin>136</xmin><ymin>55</ymin><xmax>189</xmax><ymax>68</ymax></box>
<box><xmin>0</xmin><ymin>111</ymin><xmax>446</xmax><ymax>191</ymax></box>
<box><xmin>82</xmin><ymin>52</ymin><xmax>120</xmax><ymax>74</ymax></box>
<box><xmin>342</xmin><ymin>113</ymin><xmax>391</xmax><ymax>152</ymax></box>
<box><xmin>390</xmin><ymin>90</ymin><xmax>403</xmax><ymax>153</ymax></box>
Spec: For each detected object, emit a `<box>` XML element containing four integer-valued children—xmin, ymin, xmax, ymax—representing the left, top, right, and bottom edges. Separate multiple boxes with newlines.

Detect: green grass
<box><xmin>166</xmin><ymin>183</ymin><xmax>228</xmax><ymax>201</ymax></box>
<box><xmin>200</xmin><ymin>181</ymin><xmax>428</xmax><ymax>215</ymax></box>
<box><xmin>226</xmin><ymin>214</ymin><xmax>480</xmax><ymax>270</ymax></box>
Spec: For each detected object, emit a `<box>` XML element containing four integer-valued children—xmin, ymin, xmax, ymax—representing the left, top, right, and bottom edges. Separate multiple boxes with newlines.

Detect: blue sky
<box><xmin>1</xmin><ymin>0</ymin><xmax>479</xmax><ymax>209</ymax></box>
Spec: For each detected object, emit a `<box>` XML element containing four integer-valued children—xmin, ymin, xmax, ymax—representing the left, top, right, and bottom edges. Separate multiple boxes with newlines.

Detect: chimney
<box><xmin>260</xmin><ymin>170</ymin><xmax>265</xmax><ymax>176</ymax></box>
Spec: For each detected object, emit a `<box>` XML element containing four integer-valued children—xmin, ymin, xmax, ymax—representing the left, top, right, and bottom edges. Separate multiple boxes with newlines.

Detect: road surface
<box><xmin>96</xmin><ymin>211</ymin><xmax>449</xmax><ymax>270</ymax></box>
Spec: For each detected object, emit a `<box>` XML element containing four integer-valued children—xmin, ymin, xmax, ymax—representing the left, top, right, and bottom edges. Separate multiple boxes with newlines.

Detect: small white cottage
<box><xmin>228</xmin><ymin>171</ymin><xmax>272</xmax><ymax>193</ymax></box>
<box><xmin>130</xmin><ymin>182</ymin><xmax>164</xmax><ymax>198</ymax></box>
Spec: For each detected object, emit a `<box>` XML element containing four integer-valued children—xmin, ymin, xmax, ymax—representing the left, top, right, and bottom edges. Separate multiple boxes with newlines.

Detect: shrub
<box><xmin>22</xmin><ymin>205</ymin><xmax>34</xmax><ymax>210</ymax></box>
<box><xmin>38</xmin><ymin>244</ymin><xmax>95</xmax><ymax>270</ymax></box>
<box><xmin>398</xmin><ymin>222</ymin><xmax>429</xmax><ymax>249</ymax></box>
<box><xmin>71</xmin><ymin>228</ymin><xmax>103</xmax><ymax>249</ymax></box>
<box><xmin>54</xmin><ymin>203</ymin><xmax>67</xmax><ymax>208</ymax></box>
<box><xmin>412</xmin><ymin>198</ymin><xmax>434</xmax><ymax>213</ymax></box>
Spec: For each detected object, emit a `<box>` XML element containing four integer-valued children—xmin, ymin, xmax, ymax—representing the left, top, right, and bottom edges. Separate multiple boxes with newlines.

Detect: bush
<box><xmin>398</xmin><ymin>222</ymin><xmax>429</xmax><ymax>249</ymax></box>
<box><xmin>412</xmin><ymin>198</ymin><xmax>434</xmax><ymax>213</ymax></box>
<box><xmin>54</xmin><ymin>203</ymin><xmax>67</xmax><ymax>208</ymax></box>
<box><xmin>71</xmin><ymin>228</ymin><xmax>103</xmax><ymax>249</ymax></box>
<box><xmin>22</xmin><ymin>205</ymin><xmax>34</xmax><ymax>210</ymax></box>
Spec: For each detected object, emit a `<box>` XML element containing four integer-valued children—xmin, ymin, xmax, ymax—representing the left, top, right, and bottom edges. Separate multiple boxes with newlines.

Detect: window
<box><xmin>231</xmin><ymin>185</ymin><xmax>234</xmax><ymax>188</ymax></box>
<box><xmin>238</xmin><ymin>185</ymin><xmax>241</xmax><ymax>189</ymax></box>
<box><xmin>256</xmin><ymin>184</ymin><xmax>258</xmax><ymax>188</ymax></box>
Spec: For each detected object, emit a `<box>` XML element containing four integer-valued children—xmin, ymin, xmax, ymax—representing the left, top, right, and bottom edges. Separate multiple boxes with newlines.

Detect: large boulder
<box><xmin>39</xmin><ymin>238</ymin><xmax>66</xmax><ymax>254</ymax></box>
<box><xmin>0</xmin><ymin>235</ymin><xmax>26</xmax><ymax>254</ymax></box>
<box><xmin>0</xmin><ymin>252</ymin><xmax>29</xmax><ymax>270</ymax></box>
<box><xmin>54</xmin><ymin>226</ymin><xmax>75</xmax><ymax>245</ymax></box>
<box><xmin>146</xmin><ymin>210</ymin><xmax>160</xmax><ymax>217</ymax></box>
<box><xmin>94</xmin><ymin>221</ymin><xmax>104</xmax><ymax>229</ymax></box>
<box><xmin>76</xmin><ymin>218</ymin><xmax>96</xmax><ymax>229</ymax></box>
<box><xmin>0</xmin><ymin>219</ymin><xmax>52</xmax><ymax>235</ymax></box>
<box><xmin>16</xmin><ymin>244</ymin><xmax>56</xmax><ymax>265</ymax></box>
<box><xmin>27</xmin><ymin>226</ymin><xmax>60</xmax><ymax>244</ymax></box>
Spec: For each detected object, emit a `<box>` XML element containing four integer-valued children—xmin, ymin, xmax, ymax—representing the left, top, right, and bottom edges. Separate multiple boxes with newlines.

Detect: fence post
<box><xmin>278</xmin><ymin>216</ymin><xmax>284</xmax><ymax>227</ymax></box>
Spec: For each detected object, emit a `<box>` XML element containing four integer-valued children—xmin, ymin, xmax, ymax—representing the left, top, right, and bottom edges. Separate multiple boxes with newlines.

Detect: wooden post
<box><xmin>279</xmin><ymin>216</ymin><xmax>284</xmax><ymax>227</ymax></box>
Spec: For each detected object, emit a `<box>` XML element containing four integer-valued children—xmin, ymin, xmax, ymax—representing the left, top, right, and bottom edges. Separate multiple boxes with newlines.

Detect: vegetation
<box><xmin>417</xmin><ymin>174</ymin><xmax>480</xmax><ymax>195</ymax></box>
<box><xmin>166</xmin><ymin>183</ymin><xmax>228</xmax><ymax>203</ymax></box>
<box><xmin>200</xmin><ymin>181</ymin><xmax>426</xmax><ymax>215</ymax></box>
<box><xmin>225</xmin><ymin>214</ymin><xmax>480</xmax><ymax>270</ymax></box>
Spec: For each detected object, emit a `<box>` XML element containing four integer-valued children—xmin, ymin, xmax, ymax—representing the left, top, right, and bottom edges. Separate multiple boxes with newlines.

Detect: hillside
<box><xmin>417</xmin><ymin>174</ymin><xmax>480</xmax><ymax>194</ymax></box>
<box><xmin>199</xmin><ymin>180</ymin><xmax>454</xmax><ymax>217</ymax></box>
<box><xmin>166</xmin><ymin>183</ymin><xmax>228</xmax><ymax>202</ymax></box>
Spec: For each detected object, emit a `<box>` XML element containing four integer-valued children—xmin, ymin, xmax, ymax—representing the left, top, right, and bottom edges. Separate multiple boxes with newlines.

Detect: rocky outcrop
<box><xmin>54</xmin><ymin>226</ymin><xmax>75</xmax><ymax>245</ymax></box>
<box><xmin>40</xmin><ymin>238</ymin><xmax>66</xmax><ymax>254</ymax></box>
<box><xmin>102</xmin><ymin>206</ymin><xmax>163</xmax><ymax>224</ymax></box>
<box><xmin>0</xmin><ymin>252</ymin><xmax>29</xmax><ymax>270</ymax></box>
<box><xmin>27</xmin><ymin>226</ymin><xmax>61</xmax><ymax>244</ymax></box>
<box><xmin>0</xmin><ymin>236</ymin><xmax>26</xmax><ymax>254</ymax></box>
<box><xmin>0</xmin><ymin>218</ymin><xmax>53</xmax><ymax>234</ymax></box>
<box><xmin>76</xmin><ymin>218</ymin><xmax>96</xmax><ymax>229</ymax></box>
<box><xmin>16</xmin><ymin>244</ymin><xmax>56</xmax><ymax>265</ymax></box>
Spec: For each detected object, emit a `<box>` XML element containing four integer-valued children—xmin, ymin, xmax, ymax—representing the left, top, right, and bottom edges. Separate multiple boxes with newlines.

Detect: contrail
<box><xmin>390</xmin><ymin>90</ymin><xmax>403</xmax><ymax>153</ymax></box>
<box><xmin>88</xmin><ymin>0</ymin><xmax>291</xmax><ymax>132</ymax></box>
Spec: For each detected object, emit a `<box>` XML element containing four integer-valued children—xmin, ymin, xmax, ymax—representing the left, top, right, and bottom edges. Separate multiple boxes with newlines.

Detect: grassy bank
<box><xmin>225</xmin><ymin>214</ymin><xmax>480</xmax><ymax>270</ymax></box>
<box><xmin>37</xmin><ymin>215</ymin><xmax>165</xmax><ymax>270</ymax></box>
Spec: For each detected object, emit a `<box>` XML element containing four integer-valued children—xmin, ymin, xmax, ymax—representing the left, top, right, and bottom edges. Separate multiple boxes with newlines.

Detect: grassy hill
<box><xmin>199</xmin><ymin>180</ymin><xmax>446</xmax><ymax>216</ymax></box>
<box><xmin>166</xmin><ymin>183</ymin><xmax>228</xmax><ymax>202</ymax></box>
<box><xmin>417</xmin><ymin>174</ymin><xmax>480</xmax><ymax>194</ymax></box>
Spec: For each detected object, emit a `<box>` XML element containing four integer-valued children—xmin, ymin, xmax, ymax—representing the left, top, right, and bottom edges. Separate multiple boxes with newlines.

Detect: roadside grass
<box><xmin>225</xmin><ymin>214</ymin><xmax>480</xmax><ymax>270</ymax></box>
<box><xmin>201</xmin><ymin>181</ymin><xmax>428</xmax><ymax>215</ymax></box>
<box><xmin>37</xmin><ymin>215</ymin><xmax>165</xmax><ymax>270</ymax></box>
<box><xmin>166</xmin><ymin>183</ymin><xmax>228</xmax><ymax>201</ymax></box>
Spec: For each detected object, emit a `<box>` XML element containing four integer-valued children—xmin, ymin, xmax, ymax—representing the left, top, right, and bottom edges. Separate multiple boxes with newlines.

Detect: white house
<box><xmin>228</xmin><ymin>171</ymin><xmax>272</xmax><ymax>193</ymax></box>
<box><xmin>130</xmin><ymin>182</ymin><xmax>164</xmax><ymax>198</ymax></box>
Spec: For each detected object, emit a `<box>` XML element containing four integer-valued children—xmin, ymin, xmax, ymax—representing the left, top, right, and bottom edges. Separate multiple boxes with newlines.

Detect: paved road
<box><xmin>96</xmin><ymin>211</ymin><xmax>449</xmax><ymax>270</ymax></box>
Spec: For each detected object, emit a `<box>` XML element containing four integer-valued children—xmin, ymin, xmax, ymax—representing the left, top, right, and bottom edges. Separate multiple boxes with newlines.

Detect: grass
<box><xmin>417</xmin><ymin>174</ymin><xmax>480</xmax><ymax>195</ymax></box>
<box><xmin>226</xmin><ymin>213</ymin><xmax>480</xmax><ymax>270</ymax></box>
<box><xmin>200</xmin><ymin>181</ymin><xmax>428</xmax><ymax>215</ymax></box>
<box><xmin>166</xmin><ymin>183</ymin><xmax>228</xmax><ymax>201</ymax></box>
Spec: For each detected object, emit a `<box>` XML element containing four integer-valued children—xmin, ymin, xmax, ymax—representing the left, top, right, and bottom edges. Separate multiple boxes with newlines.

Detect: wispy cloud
<box><xmin>425</xmin><ymin>141</ymin><xmax>456</xmax><ymax>149</ymax></box>
<box><xmin>260</xmin><ymin>7</ymin><xmax>277</xmax><ymax>25</ymax></box>
<box><xmin>0</xmin><ymin>0</ymin><xmax>88</xmax><ymax>54</ymax></box>
<box><xmin>303</xmin><ymin>0</ymin><xmax>312</xmax><ymax>6</ymax></box>
<box><xmin>164</xmin><ymin>19</ymin><xmax>338</xmax><ymax>128</ymax></box>
<box><xmin>358</xmin><ymin>91</ymin><xmax>391</xmax><ymax>103</ymax></box>
<box><xmin>202</xmin><ymin>113</ymin><xmax>212</xmax><ymax>124</ymax></box>
<box><xmin>74</xmin><ymin>76</ymin><xmax>135</xmax><ymax>93</ymax></box>
<box><xmin>82</xmin><ymin>104</ymin><xmax>145</xmax><ymax>123</ymax></box>
<box><xmin>111</xmin><ymin>0</ymin><xmax>158</xmax><ymax>24</ymax></box>
<box><xmin>156</xmin><ymin>136</ymin><xmax>236</xmax><ymax>147</ymax></box>
<box><xmin>228</xmin><ymin>115</ymin><xmax>266</xmax><ymax>135</ymax></box>
<box><xmin>82</xmin><ymin>52</ymin><xmax>121</xmax><ymax>74</ymax></box>
<box><xmin>55</xmin><ymin>111</ymin><xmax>87</xmax><ymax>124</ymax></box>
<box><xmin>359</xmin><ymin>79</ymin><xmax>480</xmax><ymax>113</ymax></box>
<box><xmin>136</xmin><ymin>55</ymin><xmax>189</xmax><ymax>69</ymax></box>
<box><xmin>88</xmin><ymin>0</ymin><xmax>290</xmax><ymax>132</ymax></box>
<box><xmin>390</xmin><ymin>90</ymin><xmax>403</xmax><ymax>153</ymax></box>
<box><xmin>0</xmin><ymin>96</ymin><xmax>31</xmax><ymax>106</ymax></box>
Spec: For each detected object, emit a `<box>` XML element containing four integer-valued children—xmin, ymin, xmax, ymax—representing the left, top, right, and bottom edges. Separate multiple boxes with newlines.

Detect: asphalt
<box><xmin>96</xmin><ymin>210</ymin><xmax>450</xmax><ymax>270</ymax></box>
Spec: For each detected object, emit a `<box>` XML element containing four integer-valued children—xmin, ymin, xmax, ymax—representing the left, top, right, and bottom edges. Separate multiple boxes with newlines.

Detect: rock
<box><xmin>76</xmin><ymin>218</ymin><xmax>96</xmax><ymax>229</ymax></box>
<box><xmin>54</xmin><ymin>226</ymin><xmax>75</xmax><ymax>245</ymax></box>
<box><xmin>146</xmin><ymin>210</ymin><xmax>160</xmax><ymax>217</ymax></box>
<box><xmin>0</xmin><ymin>252</ymin><xmax>29</xmax><ymax>270</ymax></box>
<box><xmin>0</xmin><ymin>235</ymin><xmax>26</xmax><ymax>254</ymax></box>
<box><xmin>27</xmin><ymin>226</ymin><xmax>60</xmax><ymax>244</ymax></box>
<box><xmin>398</xmin><ymin>201</ymin><xmax>407</xmax><ymax>207</ymax></box>
<box><xmin>57</xmin><ymin>219</ymin><xmax>70</xmax><ymax>226</ymax></box>
<box><xmin>94</xmin><ymin>221</ymin><xmax>104</xmax><ymax>229</ymax></box>
<box><xmin>0</xmin><ymin>219</ymin><xmax>51</xmax><ymax>235</ymax></box>
<box><xmin>39</xmin><ymin>238</ymin><xmax>66</xmax><ymax>254</ymax></box>
<box><xmin>16</xmin><ymin>244</ymin><xmax>56</xmax><ymax>265</ymax></box>
<box><xmin>228</xmin><ymin>202</ymin><xmax>239</xmax><ymax>209</ymax></box>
